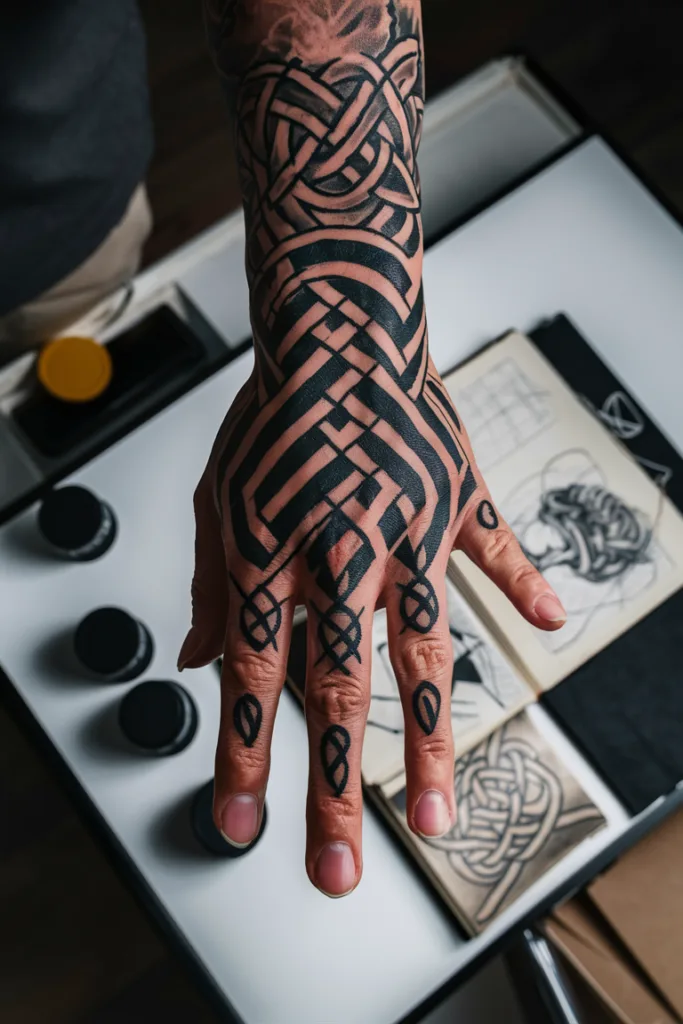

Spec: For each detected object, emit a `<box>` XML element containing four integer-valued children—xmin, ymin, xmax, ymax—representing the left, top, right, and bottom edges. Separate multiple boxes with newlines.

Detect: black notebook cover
<box><xmin>532</xmin><ymin>314</ymin><xmax>683</xmax><ymax>512</ymax></box>
<box><xmin>541</xmin><ymin>590</ymin><xmax>683</xmax><ymax>814</ymax></box>
<box><xmin>532</xmin><ymin>315</ymin><xmax>683</xmax><ymax>814</ymax></box>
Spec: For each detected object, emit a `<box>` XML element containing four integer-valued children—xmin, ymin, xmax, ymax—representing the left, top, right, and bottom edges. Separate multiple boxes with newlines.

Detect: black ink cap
<box><xmin>191</xmin><ymin>780</ymin><xmax>267</xmax><ymax>857</ymax></box>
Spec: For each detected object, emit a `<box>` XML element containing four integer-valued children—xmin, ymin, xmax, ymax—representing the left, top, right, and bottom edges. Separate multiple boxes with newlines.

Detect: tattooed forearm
<box><xmin>234</xmin><ymin>693</ymin><xmax>263</xmax><ymax>746</ymax></box>
<box><xmin>321</xmin><ymin>724</ymin><xmax>351</xmax><ymax>796</ymax></box>
<box><xmin>206</xmin><ymin>0</ymin><xmax>476</xmax><ymax>673</ymax></box>
<box><xmin>412</xmin><ymin>680</ymin><xmax>440</xmax><ymax>735</ymax></box>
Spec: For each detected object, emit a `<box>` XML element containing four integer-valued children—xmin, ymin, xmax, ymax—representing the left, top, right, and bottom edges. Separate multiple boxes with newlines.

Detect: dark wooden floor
<box><xmin>2</xmin><ymin>1</ymin><xmax>683</xmax><ymax>1020</ymax></box>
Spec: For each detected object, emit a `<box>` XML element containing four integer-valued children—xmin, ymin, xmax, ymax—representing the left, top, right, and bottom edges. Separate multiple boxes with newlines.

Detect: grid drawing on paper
<box><xmin>449</xmin><ymin>358</ymin><xmax>554</xmax><ymax>472</ymax></box>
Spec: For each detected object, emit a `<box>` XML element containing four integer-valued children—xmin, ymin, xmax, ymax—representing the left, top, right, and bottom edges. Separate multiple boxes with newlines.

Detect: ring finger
<box><xmin>385</xmin><ymin>552</ymin><xmax>456</xmax><ymax>839</ymax></box>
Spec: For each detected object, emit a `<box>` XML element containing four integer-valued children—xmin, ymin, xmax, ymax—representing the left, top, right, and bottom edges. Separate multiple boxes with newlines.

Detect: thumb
<box><xmin>178</xmin><ymin>476</ymin><xmax>229</xmax><ymax>670</ymax></box>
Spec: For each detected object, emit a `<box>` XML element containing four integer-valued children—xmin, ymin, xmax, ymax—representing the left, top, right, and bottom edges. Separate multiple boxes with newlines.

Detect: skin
<box><xmin>178</xmin><ymin>0</ymin><xmax>566</xmax><ymax>897</ymax></box>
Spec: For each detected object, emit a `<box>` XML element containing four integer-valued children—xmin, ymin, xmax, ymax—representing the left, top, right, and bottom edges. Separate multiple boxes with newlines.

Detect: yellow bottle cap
<box><xmin>37</xmin><ymin>335</ymin><xmax>113</xmax><ymax>403</ymax></box>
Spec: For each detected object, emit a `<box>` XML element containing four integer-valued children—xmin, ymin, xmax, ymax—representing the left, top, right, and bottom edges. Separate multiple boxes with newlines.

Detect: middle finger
<box><xmin>303</xmin><ymin>583</ymin><xmax>378</xmax><ymax>898</ymax></box>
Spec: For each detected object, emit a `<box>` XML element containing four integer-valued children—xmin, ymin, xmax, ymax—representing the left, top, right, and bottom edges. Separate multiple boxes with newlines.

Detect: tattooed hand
<box><xmin>179</xmin><ymin>0</ymin><xmax>566</xmax><ymax>897</ymax></box>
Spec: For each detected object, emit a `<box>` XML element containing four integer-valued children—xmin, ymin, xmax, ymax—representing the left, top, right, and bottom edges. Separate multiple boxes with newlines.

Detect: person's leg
<box><xmin>0</xmin><ymin>184</ymin><xmax>152</xmax><ymax>368</ymax></box>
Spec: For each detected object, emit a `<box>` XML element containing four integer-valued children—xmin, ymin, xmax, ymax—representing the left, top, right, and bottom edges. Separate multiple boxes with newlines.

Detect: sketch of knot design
<box><xmin>214</xmin><ymin>31</ymin><xmax>477</xmax><ymax>667</ymax></box>
<box><xmin>314</xmin><ymin>598</ymin><xmax>362</xmax><ymax>674</ymax></box>
<box><xmin>593</xmin><ymin>391</ymin><xmax>644</xmax><ymax>441</ymax></box>
<box><xmin>527</xmin><ymin>484</ymin><xmax>652</xmax><ymax>583</ymax></box>
<box><xmin>321</xmin><ymin>724</ymin><xmax>351</xmax><ymax>797</ymax></box>
<box><xmin>427</xmin><ymin>727</ymin><xmax>602</xmax><ymax>926</ymax></box>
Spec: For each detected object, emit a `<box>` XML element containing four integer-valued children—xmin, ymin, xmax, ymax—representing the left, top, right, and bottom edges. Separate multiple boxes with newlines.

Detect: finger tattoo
<box><xmin>233</xmin><ymin>693</ymin><xmax>263</xmax><ymax>747</ymax></box>
<box><xmin>412</xmin><ymin>681</ymin><xmax>441</xmax><ymax>736</ymax></box>
<box><xmin>320</xmin><ymin>725</ymin><xmax>351</xmax><ymax>798</ymax></box>
<box><xmin>476</xmin><ymin>499</ymin><xmax>499</xmax><ymax>531</ymax></box>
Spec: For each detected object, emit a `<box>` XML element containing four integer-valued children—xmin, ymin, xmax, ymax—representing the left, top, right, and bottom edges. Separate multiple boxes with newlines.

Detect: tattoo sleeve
<box><xmin>205</xmin><ymin>0</ymin><xmax>476</xmax><ymax>669</ymax></box>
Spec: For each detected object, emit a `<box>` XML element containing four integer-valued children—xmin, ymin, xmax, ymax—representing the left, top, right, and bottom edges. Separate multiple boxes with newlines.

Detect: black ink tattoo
<box><xmin>412</xmin><ymin>680</ymin><xmax>441</xmax><ymax>735</ymax></box>
<box><xmin>476</xmin><ymin>499</ymin><xmax>499</xmax><ymax>531</ymax></box>
<box><xmin>313</xmin><ymin>599</ymin><xmax>363</xmax><ymax>674</ymax></box>
<box><xmin>208</xmin><ymin>2</ymin><xmax>476</xmax><ymax>672</ymax></box>
<box><xmin>233</xmin><ymin>693</ymin><xmax>263</xmax><ymax>747</ymax></box>
<box><xmin>320</xmin><ymin>724</ymin><xmax>351</xmax><ymax>797</ymax></box>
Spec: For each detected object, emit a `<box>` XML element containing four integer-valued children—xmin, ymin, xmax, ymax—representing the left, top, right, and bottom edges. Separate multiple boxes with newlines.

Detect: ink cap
<box><xmin>37</xmin><ymin>335</ymin><xmax>112</xmax><ymax>402</ymax></box>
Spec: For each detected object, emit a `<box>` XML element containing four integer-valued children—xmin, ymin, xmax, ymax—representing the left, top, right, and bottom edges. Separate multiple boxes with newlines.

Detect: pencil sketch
<box><xmin>581</xmin><ymin>390</ymin><xmax>674</xmax><ymax>490</ymax></box>
<box><xmin>501</xmin><ymin>448</ymin><xmax>669</xmax><ymax>653</ymax></box>
<box><xmin>393</xmin><ymin>713</ymin><xmax>605</xmax><ymax>932</ymax></box>
<box><xmin>584</xmin><ymin>389</ymin><xmax>644</xmax><ymax>441</ymax></box>
<box><xmin>447</xmin><ymin>357</ymin><xmax>555</xmax><ymax>474</ymax></box>
<box><xmin>367</xmin><ymin>580</ymin><xmax>531</xmax><ymax>750</ymax></box>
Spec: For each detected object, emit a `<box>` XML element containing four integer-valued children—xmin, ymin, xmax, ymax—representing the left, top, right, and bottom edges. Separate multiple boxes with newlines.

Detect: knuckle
<box><xmin>479</xmin><ymin>526</ymin><xmax>516</xmax><ymax>566</ymax></box>
<box><xmin>313</xmin><ymin>790</ymin><xmax>361</xmax><ymax>822</ymax></box>
<box><xmin>323</xmin><ymin>538</ymin><xmax>362</xmax><ymax>587</ymax></box>
<box><xmin>226</xmin><ymin>648</ymin><xmax>282</xmax><ymax>694</ymax></box>
<box><xmin>192</xmin><ymin>479</ymin><xmax>204</xmax><ymax>512</ymax></box>
<box><xmin>221</xmin><ymin>741</ymin><xmax>268</xmax><ymax>775</ymax></box>
<box><xmin>192</xmin><ymin>472</ymin><xmax>214</xmax><ymax>515</ymax></box>
<box><xmin>509</xmin><ymin>561</ymin><xmax>542</xmax><ymax>589</ymax></box>
<box><xmin>306</xmin><ymin>672</ymin><xmax>368</xmax><ymax>723</ymax></box>
<box><xmin>414</xmin><ymin>733</ymin><xmax>452</xmax><ymax>764</ymax></box>
<box><xmin>393</xmin><ymin>636</ymin><xmax>451</xmax><ymax>683</ymax></box>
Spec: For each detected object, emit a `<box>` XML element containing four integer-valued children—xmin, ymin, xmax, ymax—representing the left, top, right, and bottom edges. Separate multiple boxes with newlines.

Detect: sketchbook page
<box><xmin>362</xmin><ymin>573</ymin><xmax>534</xmax><ymax>786</ymax></box>
<box><xmin>378</xmin><ymin>710</ymin><xmax>606</xmax><ymax>936</ymax></box>
<box><xmin>444</xmin><ymin>331</ymin><xmax>683</xmax><ymax>692</ymax></box>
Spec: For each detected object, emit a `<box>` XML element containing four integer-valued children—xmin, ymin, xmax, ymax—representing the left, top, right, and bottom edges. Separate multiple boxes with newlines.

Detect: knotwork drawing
<box><xmin>505</xmin><ymin>448</ymin><xmax>669</xmax><ymax>652</ymax></box>
<box><xmin>388</xmin><ymin>712</ymin><xmax>605</xmax><ymax>933</ymax></box>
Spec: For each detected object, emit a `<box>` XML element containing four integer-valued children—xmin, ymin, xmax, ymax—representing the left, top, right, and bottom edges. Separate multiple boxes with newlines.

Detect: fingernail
<box><xmin>177</xmin><ymin>627</ymin><xmax>200</xmax><ymax>671</ymax></box>
<box><xmin>414</xmin><ymin>790</ymin><xmax>451</xmax><ymax>837</ymax></box>
<box><xmin>315</xmin><ymin>842</ymin><xmax>356</xmax><ymax>898</ymax></box>
<box><xmin>534</xmin><ymin>593</ymin><xmax>567</xmax><ymax>623</ymax></box>
<box><xmin>220</xmin><ymin>795</ymin><xmax>259</xmax><ymax>847</ymax></box>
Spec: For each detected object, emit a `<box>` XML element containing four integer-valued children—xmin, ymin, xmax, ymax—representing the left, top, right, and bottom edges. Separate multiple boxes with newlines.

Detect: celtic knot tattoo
<box><xmin>476</xmin><ymin>499</ymin><xmax>498</xmax><ymax>531</ymax></box>
<box><xmin>211</xmin><ymin>1</ymin><xmax>477</xmax><ymax>672</ymax></box>
<box><xmin>321</xmin><ymin>724</ymin><xmax>351</xmax><ymax>797</ymax></box>
<box><xmin>233</xmin><ymin>693</ymin><xmax>263</xmax><ymax>747</ymax></box>
<box><xmin>412</xmin><ymin>680</ymin><xmax>440</xmax><ymax>735</ymax></box>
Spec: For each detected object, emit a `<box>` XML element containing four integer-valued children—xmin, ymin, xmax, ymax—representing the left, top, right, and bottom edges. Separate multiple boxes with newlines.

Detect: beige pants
<box><xmin>0</xmin><ymin>184</ymin><xmax>152</xmax><ymax>367</ymax></box>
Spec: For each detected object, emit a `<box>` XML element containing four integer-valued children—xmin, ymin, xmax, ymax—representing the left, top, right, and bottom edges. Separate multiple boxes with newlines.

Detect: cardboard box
<box><xmin>588</xmin><ymin>810</ymin><xmax>683</xmax><ymax>1020</ymax></box>
<box><xmin>544</xmin><ymin>898</ymin><xmax>676</xmax><ymax>1024</ymax></box>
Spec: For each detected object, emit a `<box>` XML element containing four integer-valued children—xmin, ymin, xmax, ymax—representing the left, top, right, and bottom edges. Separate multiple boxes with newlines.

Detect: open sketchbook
<box><xmin>445</xmin><ymin>330</ymin><xmax>683</xmax><ymax>692</ymax></box>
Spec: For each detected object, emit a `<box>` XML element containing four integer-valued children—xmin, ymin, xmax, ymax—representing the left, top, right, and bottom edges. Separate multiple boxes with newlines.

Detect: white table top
<box><xmin>2</xmin><ymin>136</ymin><xmax>682</xmax><ymax>1023</ymax></box>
